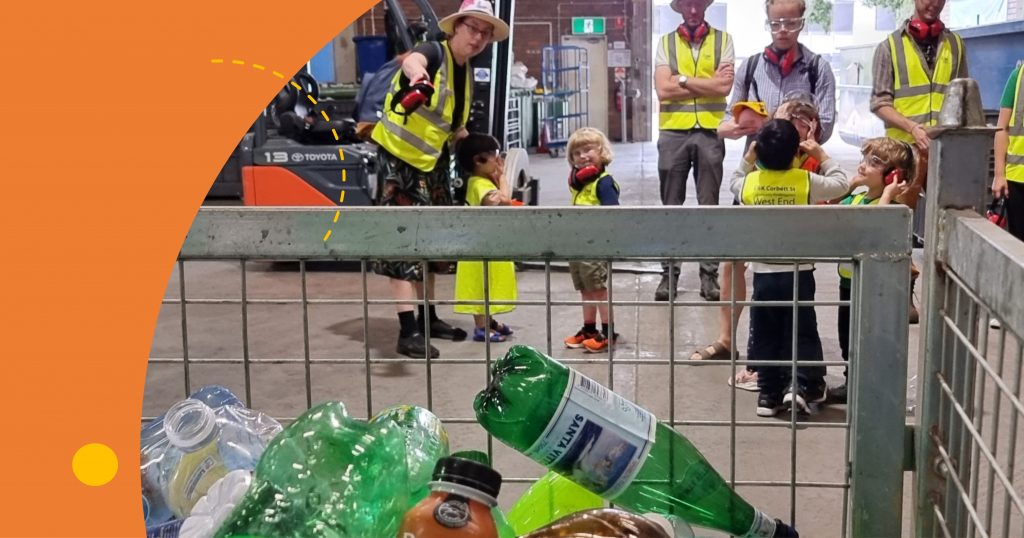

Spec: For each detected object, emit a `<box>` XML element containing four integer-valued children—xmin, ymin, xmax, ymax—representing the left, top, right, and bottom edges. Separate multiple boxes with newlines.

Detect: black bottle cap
<box><xmin>432</xmin><ymin>456</ymin><xmax>502</xmax><ymax>498</ymax></box>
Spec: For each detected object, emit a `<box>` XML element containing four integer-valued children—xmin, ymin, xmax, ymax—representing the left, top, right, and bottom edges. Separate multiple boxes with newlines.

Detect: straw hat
<box><xmin>438</xmin><ymin>0</ymin><xmax>510</xmax><ymax>42</ymax></box>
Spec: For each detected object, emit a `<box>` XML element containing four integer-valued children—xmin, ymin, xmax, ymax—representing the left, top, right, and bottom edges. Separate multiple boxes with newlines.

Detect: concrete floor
<box><xmin>145</xmin><ymin>138</ymin><xmax>928</xmax><ymax>536</ymax></box>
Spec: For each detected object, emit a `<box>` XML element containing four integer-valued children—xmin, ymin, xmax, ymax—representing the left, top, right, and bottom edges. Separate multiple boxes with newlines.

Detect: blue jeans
<box><xmin>748</xmin><ymin>270</ymin><xmax>826</xmax><ymax>395</ymax></box>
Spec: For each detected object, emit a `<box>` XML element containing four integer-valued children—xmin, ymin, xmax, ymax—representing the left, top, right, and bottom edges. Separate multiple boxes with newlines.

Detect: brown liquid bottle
<box><xmin>518</xmin><ymin>508</ymin><xmax>674</xmax><ymax>538</ymax></box>
<box><xmin>396</xmin><ymin>456</ymin><xmax>502</xmax><ymax>538</ymax></box>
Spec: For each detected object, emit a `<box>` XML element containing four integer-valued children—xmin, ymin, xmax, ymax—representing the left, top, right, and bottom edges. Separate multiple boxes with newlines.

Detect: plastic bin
<box><xmin>353</xmin><ymin>36</ymin><xmax>388</xmax><ymax>80</ymax></box>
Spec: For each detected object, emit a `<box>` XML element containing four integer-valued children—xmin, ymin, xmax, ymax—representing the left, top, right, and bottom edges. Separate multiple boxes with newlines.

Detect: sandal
<box><xmin>490</xmin><ymin>319</ymin><xmax>514</xmax><ymax>336</ymax></box>
<box><xmin>727</xmin><ymin>369</ymin><xmax>759</xmax><ymax>392</ymax></box>
<box><xmin>473</xmin><ymin>326</ymin><xmax>507</xmax><ymax>343</ymax></box>
<box><xmin>690</xmin><ymin>341</ymin><xmax>731</xmax><ymax>361</ymax></box>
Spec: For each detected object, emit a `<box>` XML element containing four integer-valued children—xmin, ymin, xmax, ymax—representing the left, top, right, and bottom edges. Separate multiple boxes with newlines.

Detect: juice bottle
<box><xmin>396</xmin><ymin>456</ymin><xmax>502</xmax><ymax>538</ymax></box>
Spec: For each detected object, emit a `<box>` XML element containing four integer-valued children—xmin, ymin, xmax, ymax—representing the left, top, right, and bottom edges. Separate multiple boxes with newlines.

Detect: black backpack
<box><xmin>353</xmin><ymin>42</ymin><xmax>444</xmax><ymax>123</ymax></box>
<box><xmin>744</xmin><ymin>50</ymin><xmax>820</xmax><ymax>102</ymax></box>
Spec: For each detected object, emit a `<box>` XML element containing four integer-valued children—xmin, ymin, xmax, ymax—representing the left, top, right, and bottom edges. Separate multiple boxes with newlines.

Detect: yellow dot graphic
<box><xmin>72</xmin><ymin>443</ymin><xmax>118</xmax><ymax>486</ymax></box>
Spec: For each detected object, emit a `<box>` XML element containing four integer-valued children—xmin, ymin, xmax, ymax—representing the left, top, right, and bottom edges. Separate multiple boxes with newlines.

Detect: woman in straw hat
<box><xmin>370</xmin><ymin>0</ymin><xmax>509</xmax><ymax>359</ymax></box>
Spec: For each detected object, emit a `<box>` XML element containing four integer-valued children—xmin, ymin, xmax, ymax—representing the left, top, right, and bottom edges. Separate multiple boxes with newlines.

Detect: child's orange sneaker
<box><xmin>582</xmin><ymin>333</ymin><xmax>619</xmax><ymax>353</ymax></box>
<box><xmin>564</xmin><ymin>328</ymin><xmax>600</xmax><ymax>349</ymax></box>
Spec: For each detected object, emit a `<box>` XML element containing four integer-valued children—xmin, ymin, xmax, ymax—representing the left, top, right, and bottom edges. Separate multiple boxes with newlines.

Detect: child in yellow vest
<box><xmin>730</xmin><ymin>119</ymin><xmax>849</xmax><ymax>417</ymax></box>
<box><xmin>562</xmin><ymin>128</ymin><xmax>621</xmax><ymax>353</ymax></box>
<box><xmin>831</xmin><ymin>137</ymin><xmax>915</xmax><ymax>402</ymax></box>
<box><xmin>453</xmin><ymin>134</ymin><xmax>519</xmax><ymax>342</ymax></box>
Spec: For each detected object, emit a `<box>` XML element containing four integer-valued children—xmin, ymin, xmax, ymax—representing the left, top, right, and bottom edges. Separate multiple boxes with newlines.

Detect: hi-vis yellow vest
<box><xmin>887</xmin><ymin>29</ymin><xmax>964</xmax><ymax>143</ymax></box>
<box><xmin>371</xmin><ymin>41</ymin><xmax>472</xmax><ymax>172</ymax></box>
<box><xmin>659</xmin><ymin>28</ymin><xmax>730</xmax><ymax>130</ymax></box>
<box><xmin>571</xmin><ymin>171</ymin><xmax>619</xmax><ymax>206</ymax></box>
<box><xmin>740</xmin><ymin>168</ymin><xmax>810</xmax><ymax>206</ymax></box>
<box><xmin>1007</xmin><ymin>65</ymin><xmax>1024</xmax><ymax>183</ymax></box>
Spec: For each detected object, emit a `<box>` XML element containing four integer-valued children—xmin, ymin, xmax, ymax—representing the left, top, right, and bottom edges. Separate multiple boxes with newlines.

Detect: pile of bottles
<box><xmin>141</xmin><ymin>346</ymin><xmax>801</xmax><ymax>537</ymax></box>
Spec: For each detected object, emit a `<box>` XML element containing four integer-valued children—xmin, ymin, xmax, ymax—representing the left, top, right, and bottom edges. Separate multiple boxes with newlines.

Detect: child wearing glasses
<box><xmin>831</xmin><ymin>137</ymin><xmax>916</xmax><ymax>403</ymax></box>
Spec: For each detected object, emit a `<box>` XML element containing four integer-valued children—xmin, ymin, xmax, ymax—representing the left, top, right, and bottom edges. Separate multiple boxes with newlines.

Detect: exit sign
<box><xmin>572</xmin><ymin>17</ymin><xmax>606</xmax><ymax>35</ymax></box>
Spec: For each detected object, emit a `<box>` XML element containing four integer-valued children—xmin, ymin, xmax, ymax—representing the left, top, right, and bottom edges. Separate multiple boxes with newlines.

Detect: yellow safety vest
<box><xmin>837</xmin><ymin>193</ymin><xmax>879</xmax><ymax>279</ymax></box>
<box><xmin>371</xmin><ymin>41</ymin><xmax>472</xmax><ymax>172</ymax></box>
<box><xmin>465</xmin><ymin>175</ymin><xmax>497</xmax><ymax>207</ymax></box>
<box><xmin>886</xmin><ymin>29</ymin><xmax>964</xmax><ymax>143</ymax></box>
<box><xmin>571</xmin><ymin>171</ymin><xmax>619</xmax><ymax>206</ymax></box>
<box><xmin>1007</xmin><ymin>65</ymin><xmax>1024</xmax><ymax>183</ymax></box>
<box><xmin>740</xmin><ymin>168</ymin><xmax>810</xmax><ymax>206</ymax></box>
<box><xmin>659</xmin><ymin>28</ymin><xmax>730</xmax><ymax>130</ymax></box>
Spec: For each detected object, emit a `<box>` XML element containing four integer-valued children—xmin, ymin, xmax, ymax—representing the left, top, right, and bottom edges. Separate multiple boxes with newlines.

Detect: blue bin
<box><xmin>353</xmin><ymin>36</ymin><xmax>388</xmax><ymax>80</ymax></box>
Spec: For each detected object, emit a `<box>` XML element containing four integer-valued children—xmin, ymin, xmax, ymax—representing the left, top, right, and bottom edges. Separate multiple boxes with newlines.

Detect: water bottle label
<box><xmin>525</xmin><ymin>371</ymin><xmax>656</xmax><ymax>497</ymax></box>
<box><xmin>745</xmin><ymin>510</ymin><xmax>777</xmax><ymax>538</ymax></box>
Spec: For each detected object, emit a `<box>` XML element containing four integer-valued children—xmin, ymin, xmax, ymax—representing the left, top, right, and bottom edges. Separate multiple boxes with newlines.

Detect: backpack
<box><xmin>744</xmin><ymin>50</ymin><xmax>820</xmax><ymax>102</ymax></box>
<box><xmin>353</xmin><ymin>42</ymin><xmax>444</xmax><ymax>123</ymax></box>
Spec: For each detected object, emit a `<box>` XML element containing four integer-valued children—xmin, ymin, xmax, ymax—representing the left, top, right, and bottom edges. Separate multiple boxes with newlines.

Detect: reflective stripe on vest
<box><xmin>886</xmin><ymin>30</ymin><xmax>962</xmax><ymax>143</ymax></box>
<box><xmin>371</xmin><ymin>41</ymin><xmax>472</xmax><ymax>173</ymax></box>
<box><xmin>659</xmin><ymin>29</ymin><xmax>729</xmax><ymax>130</ymax></box>
<box><xmin>1008</xmin><ymin>65</ymin><xmax>1024</xmax><ymax>183</ymax></box>
<box><xmin>837</xmin><ymin>193</ymin><xmax>879</xmax><ymax>279</ymax></box>
<box><xmin>740</xmin><ymin>168</ymin><xmax>811</xmax><ymax>206</ymax></box>
<box><xmin>571</xmin><ymin>171</ymin><xmax>620</xmax><ymax>206</ymax></box>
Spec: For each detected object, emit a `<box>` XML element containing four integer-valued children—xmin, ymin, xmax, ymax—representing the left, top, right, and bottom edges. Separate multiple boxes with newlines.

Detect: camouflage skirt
<box><xmin>371</xmin><ymin>146</ymin><xmax>454</xmax><ymax>282</ymax></box>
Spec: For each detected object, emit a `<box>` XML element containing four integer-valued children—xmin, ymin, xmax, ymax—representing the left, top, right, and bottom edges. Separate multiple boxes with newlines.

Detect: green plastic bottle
<box><xmin>473</xmin><ymin>345</ymin><xmax>798</xmax><ymax>538</ymax></box>
<box><xmin>505</xmin><ymin>471</ymin><xmax>604</xmax><ymax>535</ymax></box>
<box><xmin>214</xmin><ymin>401</ymin><xmax>409</xmax><ymax>537</ymax></box>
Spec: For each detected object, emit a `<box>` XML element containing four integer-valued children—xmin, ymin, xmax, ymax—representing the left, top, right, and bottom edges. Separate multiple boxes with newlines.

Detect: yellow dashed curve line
<box><xmin>211</xmin><ymin>57</ymin><xmax>348</xmax><ymax>243</ymax></box>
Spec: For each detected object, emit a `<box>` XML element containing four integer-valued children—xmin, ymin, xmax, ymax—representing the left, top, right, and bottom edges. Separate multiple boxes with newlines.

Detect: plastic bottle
<box><xmin>395</xmin><ymin>456</ymin><xmax>502</xmax><ymax>538</ymax></box>
<box><xmin>142</xmin><ymin>386</ymin><xmax>243</xmax><ymax>527</ymax></box>
<box><xmin>447</xmin><ymin>451</ymin><xmax>515</xmax><ymax>538</ymax></box>
<box><xmin>518</xmin><ymin>508</ymin><xmax>671</xmax><ymax>538</ymax></box>
<box><xmin>161</xmin><ymin>399</ymin><xmax>267</xmax><ymax>518</ymax></box>
<box><xmin>179</xmin><ymin>470</ymin><xmax>252</xmax><ymax>538</ymax></box>
<box><xmin>214</xmin><ymin>401</ymin><xmax>410</xmax><ymax>538</ymax></box>
<box><xmin>506</xmin><ymin>470</ymin><xmax>604</xmax><ymax>535</ymax></box>
<box><xmin>370</xmin><ymin>404</ymin><xmax>450</xmax><ymax>503</ymax></box>
<box><xmin>474</xmin><ymin>345</ymin><xmax>799</xmax><ymax>538</ymax></box>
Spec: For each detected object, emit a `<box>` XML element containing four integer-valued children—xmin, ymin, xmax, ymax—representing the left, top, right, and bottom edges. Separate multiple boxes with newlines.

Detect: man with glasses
<box><xmin>371</xmin><ymin>0</ymin><xmax>509</xmax><ymax>358</ymax></box>
<box><xmin>653</xmin><ymin>0</ymin><xmax>735</xmax><ymax>303</ymax></box>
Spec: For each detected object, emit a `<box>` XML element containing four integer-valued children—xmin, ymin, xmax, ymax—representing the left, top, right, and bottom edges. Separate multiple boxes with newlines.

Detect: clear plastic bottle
<box><xmin>474</xmin><ymin>345</ymin><xmax>798</xmax><ymax>538</ymax></box>
<box><xmin>518</xmin><ymin>508</ymin><xmax>670</xmax><ymax>538</ymax></box>
<box><xmin>142</xmin><ymin>386</ymin><xmax>243</xmax><ymax>527</ymax></box>
<box><xmin>395</xmin><ymin>457</ymin><xmax>502</xmax><ymax>538</ymax></box>
<box><xmin>160</xmin><ymin>399</ymin><xmax>265</xmax><ymax>518</ymax></box>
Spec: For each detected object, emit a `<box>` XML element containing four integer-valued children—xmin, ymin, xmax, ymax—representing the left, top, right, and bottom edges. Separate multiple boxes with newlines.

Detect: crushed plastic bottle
<box><xmin>518</xmin><ymin>508</ymin><xmax>671</xmax><ymax>538</ymax></box>
<box><xmin>506</xmin><ymin>471</ymin><xmax>604</xmax><ymax>535</ymax></box>
<box><xmin>370</xmin><ymin>404</ymin><xmax>449</xmax><ymax>503</ymax></box>
<box><xmin>160</xmin><ymin>399</ymin><xmax>274</xmax><ymax>518</ymax></box>
<box><xmin>213</xmin><ymin>401</ymin><xmax>410</xmax><ymax>538</ymax></box>
<box><xmin>179</xmin><ymin>470</ymin><xmax>252</xmax><ymax>538</ymax></box>
<box><xmin>474</xmin><ymin>345</ymin><xmax>799</xmax><ymax>538</ymax></box>
<box><xmin>142</xmin><ymin>386</ymin><xmax>245</xmax><ymax>527</ymax></box>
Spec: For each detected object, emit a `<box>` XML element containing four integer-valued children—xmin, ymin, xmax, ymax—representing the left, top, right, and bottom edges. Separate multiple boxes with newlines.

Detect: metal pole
<box><xmin>915</xmin><ymin>78</ymin><xmax>997</xmax><ymax>538</ymax></box>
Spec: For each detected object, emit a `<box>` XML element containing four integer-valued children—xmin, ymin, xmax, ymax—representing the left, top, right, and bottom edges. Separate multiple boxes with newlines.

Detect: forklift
<box><xmin>207</xmin><ymin>0</ymin><xmax>538</xmax><ymax>207</ymax></box>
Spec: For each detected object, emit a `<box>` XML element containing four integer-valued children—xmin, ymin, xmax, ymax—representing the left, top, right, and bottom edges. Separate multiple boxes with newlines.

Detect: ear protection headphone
<box><xmin>883</xmin><ymin>142</ymin><xmax>916</xmax><ymax>186</ymax></box>
<box><xmin>763</xmin><ymin>46</ymin><xmax>797</xmax><ymax>77</ymax></box>
<box><xmin>907</xmin><ymin>18</ymin><xmax>945</xmax><ymax>41</ymax></box>
<box><xmin>569</xmin><ymin>165</ymin><xmax>602</xmax><ymax>190</ymax></box>
<box><xmin>677</xmin><ymin>22</ymin><xmax>709</xmax><ymax>43</ymax></box>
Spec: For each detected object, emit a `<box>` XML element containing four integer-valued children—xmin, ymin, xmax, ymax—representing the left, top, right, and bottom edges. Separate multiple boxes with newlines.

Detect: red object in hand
<box><xmin>987</xmin><ymin>197</ymin><xmax>1007</xmax><ymax>229</ymax></box>
<box><xmin>399</xmin><ymin>80</ymin><xmax>434</xmax><ymax>114</ymax></box>
<box><xmin>509</xmin><ymin>199</ymin><xmax>524</xmax><ymax>206</ymax></box>
<box><xmin>575</xmin><ymin>165</ymin><xmax>600</xmax><ymax>182</ymax></box>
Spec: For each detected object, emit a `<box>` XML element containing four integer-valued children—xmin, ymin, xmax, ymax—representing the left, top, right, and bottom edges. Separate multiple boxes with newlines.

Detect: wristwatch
<box><xmin>677</xmin><ymin>75</ymin><xmax>689</xmax><ymax>88</ymax></box>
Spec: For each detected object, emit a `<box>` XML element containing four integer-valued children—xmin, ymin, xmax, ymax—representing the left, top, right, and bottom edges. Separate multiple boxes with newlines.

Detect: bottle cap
<box><xmin>164</xmin><ymin>399</ymin><xmax>217</xmax><ymax>451</ymax></box>
<box><xmin>431</xmin><ymin>456</ymin><xmax>502</xmax><ymax>498</ymax></box>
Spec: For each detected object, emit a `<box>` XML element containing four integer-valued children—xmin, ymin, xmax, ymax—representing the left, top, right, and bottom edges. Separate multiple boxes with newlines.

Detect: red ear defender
<box><xmin>677</xmin><ymin>22</ymin><xmax>709</xmax><ymax>43</ymax></box>
<box><xmin>763</xmin><ymin>46</ymin><xmax>797</xmax><ymax>76</ymax></box>
<box><xmin>907</xmin><ymin>18</ymin><xmax>945</xmax><ymax>40</ymax></box>
<box><xmin>884</xmin><ymin>168</ymin><xmax>900</xmax><ymax>186</ymax></box>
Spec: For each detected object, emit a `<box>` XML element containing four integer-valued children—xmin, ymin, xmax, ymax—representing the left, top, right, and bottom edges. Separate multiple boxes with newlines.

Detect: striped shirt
<box><xmin>725</xmin><ymin>44</ymin><xmax>837</xmax><ymax>143</ymax></box>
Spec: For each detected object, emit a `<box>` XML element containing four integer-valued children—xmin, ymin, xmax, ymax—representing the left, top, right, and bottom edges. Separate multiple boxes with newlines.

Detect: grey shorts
<box><xmin>569</xmin><ymin>261</ymin><xmax>608</xmax><ymax>291</ymax></box>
